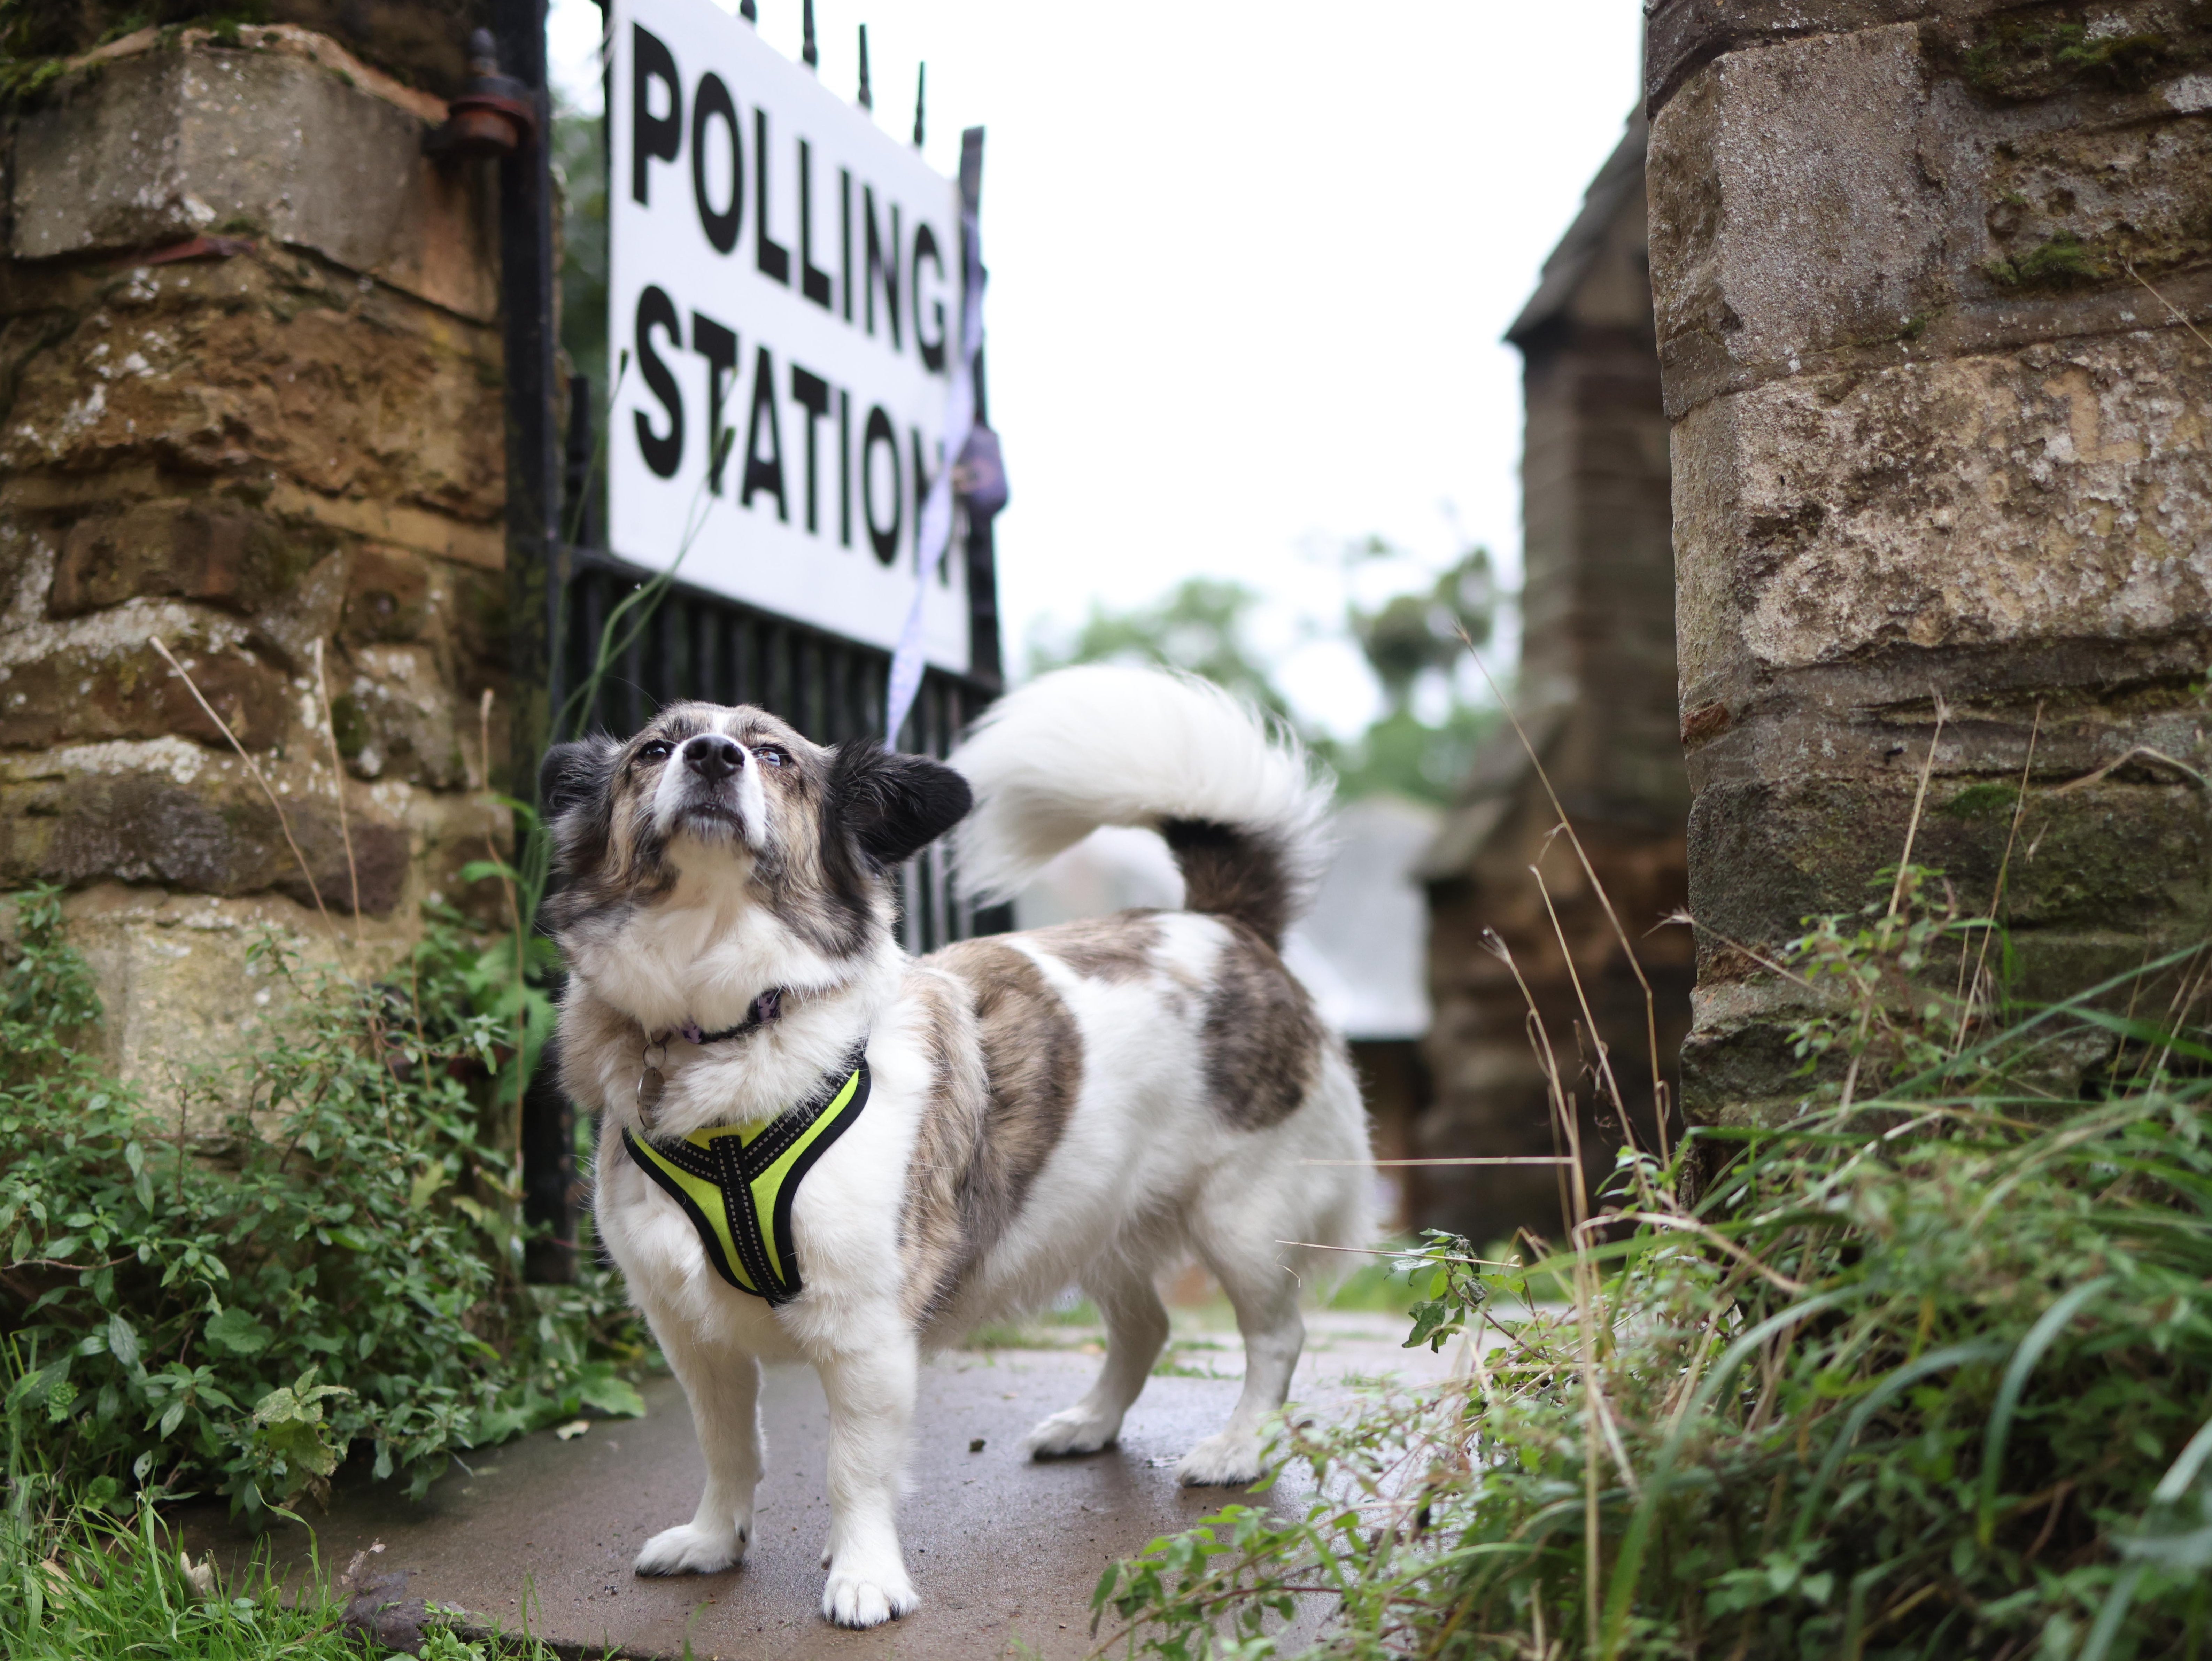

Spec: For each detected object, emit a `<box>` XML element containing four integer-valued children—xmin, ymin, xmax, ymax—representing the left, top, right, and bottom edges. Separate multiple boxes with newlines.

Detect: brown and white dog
<box><xmin>540</xmin><ymin>665</ymin><xmax>1373</xmax><ymax>1629</ymax></box>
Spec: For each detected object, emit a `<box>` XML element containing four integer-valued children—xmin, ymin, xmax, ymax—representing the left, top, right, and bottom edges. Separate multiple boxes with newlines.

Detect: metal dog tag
<box><xmin>637</xmin><ymin>1064</ymin><xmax>667</xmax><ymax>1126</ymax></box>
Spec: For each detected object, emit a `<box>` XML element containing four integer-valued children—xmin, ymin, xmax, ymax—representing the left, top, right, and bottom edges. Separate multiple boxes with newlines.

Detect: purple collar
<box><xmin>666</xmin><ymin>987</ymin><xmax>788</xmax><ymax>1048</ymax></box>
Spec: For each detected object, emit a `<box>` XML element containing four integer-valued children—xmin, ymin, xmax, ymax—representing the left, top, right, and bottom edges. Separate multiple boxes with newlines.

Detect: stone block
<box><xmin>1672</xmin><ymin>328</ymin><xmax>2212</xmax><ymax>714</ymax></box>
<box><xmin>332</xmin><ymin>643</ymin><xmax>471</xmax><ymax>786</ymax></box>
<box><xmin>0</xmin><ymin>763</ymin><xmax>408</xmax><ymax>915</ymax></box>
<box><xmin>1645</xmin><ymin>0</ymin><xmax>2016</xmax><ymax>115</ymax></box>
<box><xmin>1648</xmin><ymin>3</ymin><xmax>2212</xmax><ymax>413</ymax></box>
<box><xmin>49</xmin><ymin>501</ymin><xmax>308</xmax><ymax>618</ymax></box>
<box><xmin>340</xmin><ymin>545</ymin><xmax>432</xmax><ymax>644</ymax></box>
<box><xmin>11</xmin><ymin>31</ymin><xmax>496</xmax><ymax>321</ymax></box>
<box><xmin>1685</xmin><ymin>767</ymin><xmax>2212</xmax><ymax>956</ymax></box>
<box><xmin>0</xmin><ymin>637</ymin><xmax>291</xmax><ymax>751</ymax></box>
<box><xmin>0</xmin><ymin>265</ymin><xmax>506</xmax><ymax>523</ymax></box>
<box><xmin>0</xmin><ymin>880</ymin><xmax>423</xmax><ymax>1130</ymax></box>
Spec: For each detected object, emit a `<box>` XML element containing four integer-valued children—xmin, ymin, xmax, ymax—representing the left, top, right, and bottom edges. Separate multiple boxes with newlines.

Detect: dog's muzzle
<box><xmin>656</xmin><ymin>733</ymin><xmax>759</xmax><ymax>841</ymax></box>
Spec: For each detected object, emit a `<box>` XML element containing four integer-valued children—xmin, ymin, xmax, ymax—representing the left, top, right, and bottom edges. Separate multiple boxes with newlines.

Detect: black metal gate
<box><xmin>490</xmin><ymin>0</ymin><xmax>1007</xmax><ymax>1278</ymax></box>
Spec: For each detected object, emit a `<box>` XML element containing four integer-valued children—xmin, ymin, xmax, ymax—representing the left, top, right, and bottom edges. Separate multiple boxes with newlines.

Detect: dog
<box><xmin>538</xmin><ymin>664</ymin><xmax>1374</xmax><ymax>1629</ymax></box>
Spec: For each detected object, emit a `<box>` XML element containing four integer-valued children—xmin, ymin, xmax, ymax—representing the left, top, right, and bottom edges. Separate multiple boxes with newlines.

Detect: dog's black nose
<box><xmin>682</xmin><ymin>735</ymin><xmax>745</xmax><ymax>780</ymax></box>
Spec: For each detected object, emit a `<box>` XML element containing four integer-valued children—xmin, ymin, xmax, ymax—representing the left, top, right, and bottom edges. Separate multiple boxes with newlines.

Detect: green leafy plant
<box><xmin>1093</xmin><ymin>872</ymin><xmax>2212</xmax><ymax>1660</ymax></box>
<box><xmin>0</xmin><ymin>887</ymin><xmax>647</xmax><ymax>1522</ymax></box>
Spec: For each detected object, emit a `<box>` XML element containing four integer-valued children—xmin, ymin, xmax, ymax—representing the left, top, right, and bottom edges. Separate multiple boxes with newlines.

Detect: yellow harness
<box><xmin>621</xmin><ymin>1052</ymin><xmax>870</xmax><ymax>1304</ymax></box>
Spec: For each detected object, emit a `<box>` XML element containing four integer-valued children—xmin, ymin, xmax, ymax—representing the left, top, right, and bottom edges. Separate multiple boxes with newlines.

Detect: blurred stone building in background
<box><xmin>1413</xmin><ymin>114</ymin><xmax>1694</xmax><ymax>1247</ymax></box>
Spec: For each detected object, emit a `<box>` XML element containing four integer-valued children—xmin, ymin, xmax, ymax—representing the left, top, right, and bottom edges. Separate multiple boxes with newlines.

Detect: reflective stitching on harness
<box><xmin>620</xmin><ymin>1051</ymin><xmax>871</xmax><ymax>1304</ymax></box>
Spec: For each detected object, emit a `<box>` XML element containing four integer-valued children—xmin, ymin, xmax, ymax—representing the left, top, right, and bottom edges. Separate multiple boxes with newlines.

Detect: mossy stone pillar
<box><xmin>0</xmin><ymin>11</ymin><xmax>511</xmax><ymax>1112</ymax></box>
<box><xmin>1646</xmin><ymin>1</ymin><xmax>2212</xmax><ymax>1121</ymax></box>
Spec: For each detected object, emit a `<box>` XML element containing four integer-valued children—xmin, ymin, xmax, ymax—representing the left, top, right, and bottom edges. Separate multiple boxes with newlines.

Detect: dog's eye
<box><xmin>638</xmin><ymin>740</ymin><xmax>673</xmax><ymax>762</ymax></box>
<box><xmin>756</xmin><ymin>745</ymin><xmax>787</xmax><ymax>769</ymax></box>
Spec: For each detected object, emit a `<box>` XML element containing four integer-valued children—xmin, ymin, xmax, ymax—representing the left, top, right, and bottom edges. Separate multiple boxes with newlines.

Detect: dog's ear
<box><xmin>829</xmin><ymin>744</ymin><xmax>973</xmax><ymax>868</ymax></box>
<box><xmin>538</xmin><ymin>737</ymin><xmax>616</xmax><ymax>825</ymax></box>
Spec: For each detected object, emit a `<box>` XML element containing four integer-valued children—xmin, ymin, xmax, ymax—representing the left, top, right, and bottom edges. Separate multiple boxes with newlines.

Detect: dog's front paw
<box><xmin>1174</xmin><ymin>1431</ymin><xmax>1266</xmax><ymax>1488</ymax></box>
<box><xmin>635</xmin><ymin>1519</ymin><xmax>745</xmax><ymax>1576</ymax></box>
<box><xmin>1022</xmin><ymin>1403</ymin><xmax>1122</xmax><ymax>1459</ymax></box>
<box><xmin>821</xmin><ymin>1554</ymin><xmax>918</xmax><ymax>1628</ymax></box>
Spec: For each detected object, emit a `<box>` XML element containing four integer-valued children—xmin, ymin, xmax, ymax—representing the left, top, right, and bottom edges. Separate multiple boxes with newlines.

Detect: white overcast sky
<box><xmin>549</xmin><ymin>0</ymin><xmax>1645</xmax><ymax>738</ymax></box>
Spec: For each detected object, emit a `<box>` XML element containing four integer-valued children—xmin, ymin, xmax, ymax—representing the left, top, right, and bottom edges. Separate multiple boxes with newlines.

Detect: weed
<box><xmin>1096</xmin><ymin>896</ymin><xmax>2212</xmax><ymax>1656</ymax></box>
<box><xmin>0</xmin><ymin>887</ymin><xmax>647</xmax><ymax>1522</ymax></box>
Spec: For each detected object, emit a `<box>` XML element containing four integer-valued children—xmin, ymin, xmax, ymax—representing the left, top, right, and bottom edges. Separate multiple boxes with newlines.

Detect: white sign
<box><xmin>608</xmin><ymin>0</ymin><xmax>970</xmax><ymax>672</ymax></box>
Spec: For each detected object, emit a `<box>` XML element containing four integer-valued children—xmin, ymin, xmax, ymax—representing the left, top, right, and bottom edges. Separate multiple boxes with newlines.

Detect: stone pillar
<box><xmin>1647</xmin><ymin>2</ymin><xmax>2212</xmax><ymax>1121</ymax></box>
<box><xmin>0</xmin><ymin>20</ymin><xmax>509</xmax><ymax>1110</ymax></box>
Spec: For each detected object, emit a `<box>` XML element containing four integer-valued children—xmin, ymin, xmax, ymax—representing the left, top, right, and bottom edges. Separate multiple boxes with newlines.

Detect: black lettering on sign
<box><xmin>690</xmin><ymin>73</ymin><xmax>742</xmax><ymax>254</ymax></box>
<box><xmin>863</xmin><ymin>188</ymin><xmax>902</xmax><ymax>351</ymax></box>
<box><xmin>838</xmin><ymin>389</ymin><xmax>852</xmax><ymax>548</ymax></box>
<box><xmin>862</xmin><ymin>405</ymin><xmax>902</xmax><ymax>566</ymax></box>
<box><xmin>689</xmin><ymin>311</ymin><xmax>739</xmax><ymax>493</ymax></box>
<box><xmin>631</xmin><ymin>24</ymin><xmax>681</xmax><ymax>206</ymax></box>
<box><xmin>912</xmin><ymin>223</ymin><xmax>947</xmax><ymax>373</ymax></box>
<box><xmin>742</xmin><ymin>346</ymin><xmax>788</xmax><ymax>521</ymax></box>
<box><xmin>634</xmin><ymin>286</ymin><xmax>685</xmax><ymax>479</ymax></box>
<box><xmin>839</xmin><ymin>169</ymin><xmax>854</xmax><ymax>324</ymax></box>
<box><xmin>798</xmin><ymin>142</ymin><xmax>833</xmax><ymax>309</ymax></box>
<box><xmin>753</xmin><ymin>109</ymin><xmax>791</xmax><ymax>285</ymax></box>
<box><xmin>789</xmin><ymin>365</ymin><xmax>831</xmax><ymax>533</ymax></box>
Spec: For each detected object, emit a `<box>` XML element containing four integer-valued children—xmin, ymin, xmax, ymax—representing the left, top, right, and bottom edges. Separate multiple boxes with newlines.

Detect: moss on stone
<box><xmin>1960</xmin><ymin>17</ymin><xmax>2174</xmax><ymax>100</ymax></box>
<box><xmin>1985</xmin><ymin>232</ymin><xmax>2104</xmax><ymax>290</ymax></box>
<box><xmin>1941</xmin><ymin>781</ymin><xmax>2021</xmax><ymax>821</ymax></box>
<box><xmin>328</xmin><ymin>692</ymin><xmax>368</xmax><ymax>761</ymax></box>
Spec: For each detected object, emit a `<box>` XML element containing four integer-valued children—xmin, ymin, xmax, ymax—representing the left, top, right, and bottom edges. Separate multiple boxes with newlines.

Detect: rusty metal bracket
<box><xmin>425</xmin><ymin>28</ymin><xmax>540</xmax><ymax>161</ymax></box>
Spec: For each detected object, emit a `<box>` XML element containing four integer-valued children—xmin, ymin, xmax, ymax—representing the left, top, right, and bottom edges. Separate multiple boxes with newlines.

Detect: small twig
<box><xmin>2048</xmin><ymin>744</ymin><xmax>2208</xmax><ymax>796</ymax></box>
<box><xmin>1602</xmin><ymin>1212</ymin><xmax>1809</xmax><ymax>1295</ymax></box>
<box><xmin>310</xmin><ymin>639</ymin><xmax>362</xmax><ymax>928</ymax></box>
<box><xmin>2126</xmin><ymin>259</ymin><xmax>2212</xmax><ymax>355</ymax></box>
<box><xmin>1461</xmin><ymin>632</ymin><xmax>1674</xmax><ymax>1165</ymax></box>
<box><xmin>1954</xmin><ymin>701</ymin><xmax>2041</xmax><ymax>1054</ymax></box>
<box><xmin>151</xmin><ymin>637</ymin><xmax>338</xmax><ymax>945</ymax></box>
<box><xmin>1886</xmin><ymin>695</ymin><xmax>1949</xmax><ymax>921</ymax></box>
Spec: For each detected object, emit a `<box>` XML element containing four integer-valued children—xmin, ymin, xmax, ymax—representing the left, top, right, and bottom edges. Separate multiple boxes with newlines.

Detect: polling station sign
<box><xmin>609</xmin><ymin>0</ymin><xmax>969</xmax><ymax>670</ymax></box>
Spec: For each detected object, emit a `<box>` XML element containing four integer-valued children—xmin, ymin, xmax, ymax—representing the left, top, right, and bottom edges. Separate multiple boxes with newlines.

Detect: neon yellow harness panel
<box><xmin>621</xmin><ymin>1056</ymin><xmax>870</xmax><ymax>1304</ymax></box>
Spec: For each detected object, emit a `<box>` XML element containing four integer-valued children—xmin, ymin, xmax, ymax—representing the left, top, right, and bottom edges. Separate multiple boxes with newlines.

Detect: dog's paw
<box><xmin>635</xmin><ymin>1520</ymin><xmax>744</xmax><ymax>1577</ymax></box>
<box><xmin>1022</xmin><ymin>1403</ymin><xmax>1122</xmax><ymax>1459</ymax></box>
<box><xmin>821</xmin><ymin>1555</ymin><xmax>918</xmax><ymax>1628</ymax></box>
<box><xmin>1174</xmin><ymin>1432</ymin><xmax>1266</xmax><ymax>1488</ymax></box>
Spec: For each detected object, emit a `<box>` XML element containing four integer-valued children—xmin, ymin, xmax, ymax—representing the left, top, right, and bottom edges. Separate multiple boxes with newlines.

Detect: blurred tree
<box><xmin>1030</xmin><ymin>545</ymin><xmax>1505</xmax><ymax>804</ymax></box>
<box><xmin>1030</xmin><ymin>577</ymin><xmax>1296</xmax><ymax>723</ymax></box>
<box><xmin>553</xmin><ymin>98</ymin><xmax>610</xmax><ymax>404</ymax></box>
<box><xmin>1350</xmin><ymin>543</ymin><xmax>1494</xmax><ymax>711</ymax></box>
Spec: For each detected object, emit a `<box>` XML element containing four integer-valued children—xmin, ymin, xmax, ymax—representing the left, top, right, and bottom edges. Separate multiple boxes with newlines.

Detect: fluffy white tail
<box><xmin>949</xmin><ymin>666</ymin><xmax>1333</xmax><ymax>945</ymax></box>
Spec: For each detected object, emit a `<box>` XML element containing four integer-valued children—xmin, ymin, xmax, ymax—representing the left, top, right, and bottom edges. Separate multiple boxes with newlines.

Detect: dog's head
<box><xmin>537</xmin><ymin>701</ymin><xmax>972</xmax><ymax>956</ymax></box>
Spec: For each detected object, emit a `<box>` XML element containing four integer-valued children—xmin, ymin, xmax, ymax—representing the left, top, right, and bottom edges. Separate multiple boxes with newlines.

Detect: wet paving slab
<box><xmin>186</xmin><ymin>1313</ymin><xmax>1453</xmax><ymax>1661</ymax></box>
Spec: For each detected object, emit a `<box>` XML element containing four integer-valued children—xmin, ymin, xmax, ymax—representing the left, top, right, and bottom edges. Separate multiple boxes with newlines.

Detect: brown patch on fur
<box><xmin>1201</xmin><ymin>920</ymin><xmax>1323</xmax><ymax>1130</ymax></box>
<box><xmin>1164</xmin><ymin>818</ymin><xmax>1292</xmax><ymax>946</ymax></box>
<box><xmin>897</xmin><ymin>941</ymin><xmax>1082</xmax><ymax>1323</ymax></box>
<box><xmin>1032</xmin><ymin>911</ymin><xmax>1163</xmax><ymax>983</ymax></box>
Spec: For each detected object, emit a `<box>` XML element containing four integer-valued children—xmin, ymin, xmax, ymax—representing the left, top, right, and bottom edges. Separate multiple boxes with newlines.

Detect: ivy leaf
<box><xmin>202</xmin><ymin>1308</ymin><xmax>274</xmax><ymax>1358</ymax></box>
<box><xmin>575</xmin><ymin>1372</ymin><xmax>647</xmax><ymax>1419</ymax></box>
<box><xmin>106</xmin><ymin>1314</ymin><xmax>141</xmax><ymax>1370</ymax></box>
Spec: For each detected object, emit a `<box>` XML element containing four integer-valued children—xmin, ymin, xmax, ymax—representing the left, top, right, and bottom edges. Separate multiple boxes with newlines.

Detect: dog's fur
<box><xmin>542</xmin><ymin>665</ymin><xmax>1373</xmax><ymax>1629</ymax></box>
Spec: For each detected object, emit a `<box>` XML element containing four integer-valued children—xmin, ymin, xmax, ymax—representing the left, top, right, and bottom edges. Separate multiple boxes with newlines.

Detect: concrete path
<box><xmin>192</xmin><ymin>1312</ymin><xmax>1451</xmax><ymax>1661</ymax></box>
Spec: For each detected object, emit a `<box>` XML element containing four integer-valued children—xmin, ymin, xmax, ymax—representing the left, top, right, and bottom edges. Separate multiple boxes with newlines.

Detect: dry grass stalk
<box><xmin>1462</xmin><ymin>630</ymin><xmax>1674</xmax><ymax>1163</ymax></box>
<box><xmin>477</xmin><ymin>688</ymin><xmax>532</xmax><ymax>1160</ymax></box>
<box><xmin>2126</xmin><ymin>259</ymin><xmax>2212</xmax><ymax>355</ymax></box>
<box><xmin>150</xmin><ymin>636</ymin><xmax>338</xmax><ymax>946</ymax></box>
<box><xmin>310</xmin><ymin>638</ymin><xmax>363</xmax><ymax>927</ymax></box>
